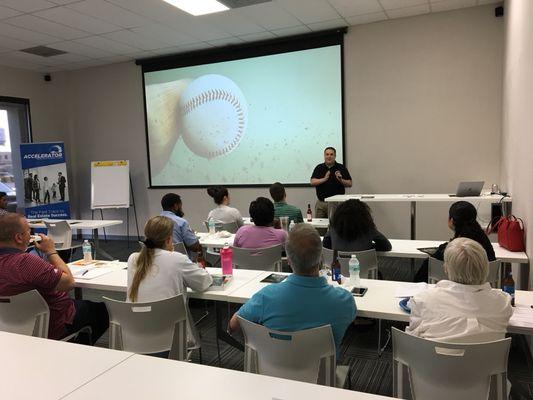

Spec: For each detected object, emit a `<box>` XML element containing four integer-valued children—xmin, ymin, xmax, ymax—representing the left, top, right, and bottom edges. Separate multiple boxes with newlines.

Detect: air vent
<box><xmin>219</xmin><ymin>0</ymin><xmax>271</xmax><ymax>9</ymax></box>
<box><xmin>20</xmin><ymin>46</ymin><xmax>67</xmax><ymax>57</ymax></box>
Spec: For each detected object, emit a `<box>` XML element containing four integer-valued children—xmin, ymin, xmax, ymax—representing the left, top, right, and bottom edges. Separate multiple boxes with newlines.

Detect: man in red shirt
<box><xmin>0</xmin><ymin>213</ymin><xmax>108</xmax><ymax>343</ymax></box>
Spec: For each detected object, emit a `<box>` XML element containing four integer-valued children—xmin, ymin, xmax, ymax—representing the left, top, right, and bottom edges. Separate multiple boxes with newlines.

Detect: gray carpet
<box><xmin>79</xmin><ymin>240</ymin><xmax>533</xmax><ymax>399</ymax></box>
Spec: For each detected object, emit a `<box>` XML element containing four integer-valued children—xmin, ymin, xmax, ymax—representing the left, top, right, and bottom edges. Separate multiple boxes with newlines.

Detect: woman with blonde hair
<box><xmin>127</xmin><ymin>216</ymin><xmax>213</xmax><ymax>348</ymax></box>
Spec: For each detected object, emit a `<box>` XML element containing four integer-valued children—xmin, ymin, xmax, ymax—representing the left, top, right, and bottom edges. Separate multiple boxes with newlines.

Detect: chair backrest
<box><xmin>173</xmin><ymin>242</ymin><xmax>187</xmax><ymax>255</ymax></box>
<box><xmin>103</xmin><ymin>294</ymin><xmax>188</xmax><ymax>360</ymax></box>
<box><xmin>392</xmin><ymin>328</ymin><xmax>510</xmax><ymax>400</ymax></box>
<box><xmin>43</xmin><ymin>220</ymin><xmax>72</xmax><ymax>250</ymax></box>
<box><xmin>429</xmin><ymin>257</ymin><xmax>501</xmax><ymax>287</ymax></box>
<box><xmin>238</xmin><ymin>316</ymin><xmax>337</xmax><ymax>386</ymax></box>
<box><xmin>204</xmin><ymin>249</ymin><xmax>221</xmax><ymax>268</ymax></box>
<box><xmin>204</xmin><ymin>220</ymin><xmax>239</xmax><ymax>234</ymax></box>
<box><xmin>321</xmin><ymin>247</ymin><xmax>334</xmax><ymax>269</ymax></box>
<box><xmin>338</xmin><ymin>249</ymin><xmax>378</xmax><ymax>279</ymax></box>
<box><xmin>428</xmin><ymin>257</ymin><xmax>447</xmax><ymax>284</ymax></box>
<box><xmin>232</xmin><ymin>244</ymin><xmax>283</xmax><ymax>271</ymax></box>
<box><xmin>0</xmin><ymin>290</ymin><xmax>49</xmax><ymax>338</ymax></box>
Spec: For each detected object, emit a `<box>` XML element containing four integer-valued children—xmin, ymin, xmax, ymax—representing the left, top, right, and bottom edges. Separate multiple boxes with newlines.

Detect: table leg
<box><xmin>93</xmin><ymin>229</ymin><xmax>114</xmax><ymax>261</ymax></box>
<box><xmin>215</xmin><ymin>301</ymin><xmax>244</xmax><ymax>353</ymax></box>
<box><xmin>410</xmin><ymin>201</ymin><xmax>416</xmax><ymax>277</ymax></box>
<box><xmin>74</xmin><ymin>287</ymin><xmax>83</xmax><ymax>300</ymax></box>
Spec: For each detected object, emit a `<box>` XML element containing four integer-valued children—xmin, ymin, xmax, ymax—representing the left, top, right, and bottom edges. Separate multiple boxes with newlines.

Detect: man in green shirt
<box><xmin>269</xmin><ymin>182</ymin><xmax>303</xmax><ymax>224</ymax></box>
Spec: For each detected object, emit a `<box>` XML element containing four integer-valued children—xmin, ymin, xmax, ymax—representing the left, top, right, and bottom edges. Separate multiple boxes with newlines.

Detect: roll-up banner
<box><xmin>20</xmin><ymin>142</ymin><xmax>71</xmax><ymax>219</ymax></box>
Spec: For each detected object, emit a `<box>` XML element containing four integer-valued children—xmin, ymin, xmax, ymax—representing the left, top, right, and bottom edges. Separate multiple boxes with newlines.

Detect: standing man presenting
<box><xmin>310</xmin><ymin>147</ymin><xmax>352</xmax><ymax>219</ymax></box>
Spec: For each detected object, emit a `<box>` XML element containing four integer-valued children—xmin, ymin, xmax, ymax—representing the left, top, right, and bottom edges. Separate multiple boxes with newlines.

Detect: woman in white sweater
<box><xmin>127</xmin><ymin>216</ymin><xmax>213</xmax><ymax>348</ymax></box>
<box><xmin>407</xmin><ymin>237</ymin><xmax>512</xmax><ymax>343</ymax></box>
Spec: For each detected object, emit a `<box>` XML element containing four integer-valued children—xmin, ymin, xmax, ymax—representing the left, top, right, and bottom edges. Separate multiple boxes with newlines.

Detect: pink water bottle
<box><xmin>220</xmin><ymin>243</ymin><xmax>233</xmax><ymax>276</ymax></box>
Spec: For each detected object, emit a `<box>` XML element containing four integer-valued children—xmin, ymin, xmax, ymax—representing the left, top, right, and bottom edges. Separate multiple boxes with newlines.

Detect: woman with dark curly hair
<box><xmin>323</xmin><ymin>199</ymin><xmax>391</xmax><ymax>252</ymax></box>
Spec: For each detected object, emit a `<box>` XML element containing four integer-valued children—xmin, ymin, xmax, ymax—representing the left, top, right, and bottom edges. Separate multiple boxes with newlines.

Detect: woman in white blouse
<box><xmin>206</xmin><ymin>186</ymin><xmax>244</xmax><ymax>228</ymax></box>
<box><xmin>407</xmin><ymin>237</ymin><xmax>512</xmax><ymax>343</ymax></box>
<box><xmin>127</xmin><ymin>216</ymin><xmax>213</xmax><ymax>347</ymax></box>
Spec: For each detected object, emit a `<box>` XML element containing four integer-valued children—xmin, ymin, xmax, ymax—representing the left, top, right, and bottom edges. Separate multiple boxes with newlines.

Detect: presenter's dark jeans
<box><xmin>64</xmin><ymin>300</ymin><xmax>109</xmax><ymax>345</ymax></box>
<box><xmin>59</xmin><ymin>187</ymin><xmax>65</xmax><ymax>201</ymax></box>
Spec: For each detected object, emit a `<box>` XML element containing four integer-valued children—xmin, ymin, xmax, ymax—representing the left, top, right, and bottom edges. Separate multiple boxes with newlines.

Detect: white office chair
<box><xmin>232</xmin><ymin>244</ymin><xmax>283</xmax><ymax>271</ymax></box>
<box><xmin>103</xmin><ymin>294</ymin><xmax>188</xmax><ymax>360</ymax></box>
<box><xmin>173</xmin><ymin>242</ymin><xmax>187</xmax><ymax>255</ymax></box>
<box><xmin>338</xmin><ymin>249</ymin><xmax>379</xmax><ymax>279</ymax></box>
<box><xmin>43</xmin><ymin>220</ymin><xmax>82</xmax><ymax>259</ymax></box>
<box><xmin>0</xmin><ymin>290</ymin><xmax>91</xmax><ymax>342</ymax></box>
<box><xmin>203</xmin><ymin>220</ymin><xmax>239</xmax><ymax>234</ymax></box>
<box><xmin>0</xmin><ymin>290</ymin><xmax>49</xmax><ymax>338</ymax></box>
<box><xmin>392</xmin><ymin>327</ymin><xmax>511</xmax><ymax>400</ymax></box>
<box><xmin>238</xmin><ymin>316</ymin><xmax>349</xmax><ymax>388</ymax></box>
<box><xmin>429</xmin><ymin>257</ymin><xmax>501</xmax><ymax>287</ymax></box>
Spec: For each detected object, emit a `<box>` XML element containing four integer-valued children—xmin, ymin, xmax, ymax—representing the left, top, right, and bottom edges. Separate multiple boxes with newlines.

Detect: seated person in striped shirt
<box><xmin>0</xmin><ymin>213</ymin><xmax>108</xmax><ymax>343</ymax></box>
<box><xmin>269</xmin><ymin>182</ymin><xmax>303</xmax><ymax>224</ymax></box>
<box><xmin>233</xmin><ymin>197</ymin><xmax>287</xmax><ymax>249</ymax></box>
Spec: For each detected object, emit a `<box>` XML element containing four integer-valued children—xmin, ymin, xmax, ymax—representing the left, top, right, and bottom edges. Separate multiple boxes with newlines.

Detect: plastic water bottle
<box><xmin>220</xmin><ymin>243</ymin><xmax>233</xmax><ymax>276</ymax></box>
<box><xmin>289</xmin><ymin>221</ymin><xmax>295</xmax><ymax>231</ymax></box>
<box><xmin>82</xmin><ymin>240</ymin><xmax>92</xmax><ymax>261</ymax></box>
<box><xmin>348</xmin><ymin>255</ymin><xmax>360</xmax><ymax>286</ymax></box>
<box><xmin>208</xmin><ymin>217</ymin><xmax>215</xmax><ymax>234</ymax></box>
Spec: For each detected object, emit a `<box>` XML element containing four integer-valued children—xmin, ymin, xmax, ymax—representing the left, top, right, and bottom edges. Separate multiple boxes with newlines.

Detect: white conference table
<box><xmin>0</xmin><ymin>331</ymin><xmax>134</xmax><ymax>400</ymax></box>
<box><xmin>325</xmin><ymin>193</ymin><xmax>511</xmax><ymax>240</ymax></box>
<box><xmin>243</xmin><ymin>216</ymin><xmax>330</xmax><ymax>229</ymax></box>
<box><xmin>62</xmin><ymin>353</ymin><xmax>390</xmax><ymax>400</ymax></box>
<box><xmin>28</xmin><ymin>219</ymin><xmax>123</xmax><ymax>260</ymax></box>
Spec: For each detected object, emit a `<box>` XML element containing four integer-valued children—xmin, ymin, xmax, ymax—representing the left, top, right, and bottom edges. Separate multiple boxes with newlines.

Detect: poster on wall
<box><xmin>20</xmin><ymin>142</ymin><xmax>71</xmax><ymax>219</ymax></box>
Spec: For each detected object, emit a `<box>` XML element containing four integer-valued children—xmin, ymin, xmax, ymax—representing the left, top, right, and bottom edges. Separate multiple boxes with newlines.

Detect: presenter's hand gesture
<box><xmin>36</xmin><ymin>234</ymin><xmax>55</xmax><ymax>255</ymax></box>
<box><xmin>335</xmin><ymin>170</ymin><xmax>342</xmax><ymax>182</ymax></box>
<box><xmin>324</xmin><ymin>170</ymin><xmax>331</xmax><ymax>180</ymax></box>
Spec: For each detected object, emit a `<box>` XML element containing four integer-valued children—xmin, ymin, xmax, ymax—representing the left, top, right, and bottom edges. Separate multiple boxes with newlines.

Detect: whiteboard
<box><xmin>91</xmin><ymin>160</ymin><xmax>130</xmax><ymax>209</ymax></box>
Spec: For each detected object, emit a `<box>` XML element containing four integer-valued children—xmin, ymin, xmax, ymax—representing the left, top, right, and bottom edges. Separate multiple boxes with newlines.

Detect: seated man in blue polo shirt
<box><xmin>229</xmin><ymin>223</ymin><xmax>356</xmax><ymax>353</ymax></box>
<box><xmin>160</xmin><ymin>193</ymin><xmax>202</xmax><ymax>260</ymax></box>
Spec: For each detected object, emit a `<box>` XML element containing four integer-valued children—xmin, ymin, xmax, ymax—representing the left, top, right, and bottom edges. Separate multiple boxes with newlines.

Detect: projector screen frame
<box><xmin>138</xmin><ymin>28</ymin><xmax>347</xmax><ymax>189</ymax></box>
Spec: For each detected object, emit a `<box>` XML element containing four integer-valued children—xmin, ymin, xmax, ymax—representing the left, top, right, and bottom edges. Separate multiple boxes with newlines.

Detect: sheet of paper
<box><xmin>73</xmin><ymin>267</ymin><xmax>116</xmax><ymax>280</ymax></box>
<box><xmin>510</xmin><ymin>307</ymin><xmax>533</xmax><ymax>328</ymax></box>
<box><xmin>395</xmin><ymin>282</ymin><xmax>431</xmax><ymax>298</ymax></box>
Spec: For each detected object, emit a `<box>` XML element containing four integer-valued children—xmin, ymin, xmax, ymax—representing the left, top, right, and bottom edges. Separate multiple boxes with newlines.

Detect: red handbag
<box><xmin>487</xmin><ymin>215</ymin><xmax>525</xmax><ymax>252</ymax></box>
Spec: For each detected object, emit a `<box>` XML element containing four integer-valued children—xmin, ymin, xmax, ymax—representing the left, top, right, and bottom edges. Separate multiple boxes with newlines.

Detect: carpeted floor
<box><xmin>79</xmin><ymin>239</ymin><xmax>533</xmax><ymax>399</ymax></box>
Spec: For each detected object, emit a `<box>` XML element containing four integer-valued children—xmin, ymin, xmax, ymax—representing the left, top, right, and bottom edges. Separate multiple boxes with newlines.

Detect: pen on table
<box><xmin>81</xmin><ymin>270</ymin><xmax>89</xmax><ymax>276</ymax></box>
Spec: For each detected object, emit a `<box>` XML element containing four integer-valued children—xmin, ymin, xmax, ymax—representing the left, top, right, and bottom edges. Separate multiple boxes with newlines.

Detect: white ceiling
<box><xmin>0</xmin><ymin>0</ymin><xmax>501</xmax><ymax>73</ymax></box>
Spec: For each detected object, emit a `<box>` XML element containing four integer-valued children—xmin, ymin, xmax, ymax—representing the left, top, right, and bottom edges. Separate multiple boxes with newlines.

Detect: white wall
<box><xmin>502</xmin><ymin>0</ymin><xmax>533</xmax><ymax>289</ymax></box>
<box><xmin>1</xmin><ymin>5</ymin><xmax>505</xmax><ymax>240</ymax></box>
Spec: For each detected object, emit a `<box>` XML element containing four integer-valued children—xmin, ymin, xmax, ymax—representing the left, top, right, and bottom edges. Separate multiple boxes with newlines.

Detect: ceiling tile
<box><xmin>155</xmin><ymin>42</ymin><xmax>214</xmax><ymax>55</ymax></box>
<box><xmin>51</xmin><ymin>40</ymin><xmax>115</xmax><ymax>58</ymax></box>
<box><xmin>103</xmin><ymin>29</ymin><xmax>169</xmax><ymax>51</ymax></box>
<box><xmin>271</xmin><ymin>25</ymin><xmax>311</xmax><ymax>37</ymax></box>
<box><xmin>278</xmin><ymin>0</ymin><xmax>340</xmax><ymax>24</ymax></box>
<box><xmin>201</xmin><ymin>10</ymin><xmax>265</xmax><ymax>36</ymax></box>
<box><xmin>238</xmin><ymin>2</ymin><xmax>303</xmax><ymax>30</ymax></box>
<box><xmin>306</xmin><ymin>18</ymin><xmax>347</xmax><ymax>31</ymax></box>
<box><xmin>328</xmin><ymin>0</ymin><xmax>383</xmax><ymax>17</ymax></box>
<box><xmin>386</xmin><ymin>3</ymin><xmax>430</xmax><ymax>17</ymax></box>
<box><xmin>430</xmin><ymin>0</ymin><xmax>476</xmax><ymax>12</ymax></box>
<box><xmin>0</xmin><ymin>34</ymin><xmax>33</xmax><ymax>50</ymax></box>
<box><xmin>75</xmin><ymin>35</ymin><xmax>141</xmax><ymax>55</ymax></box>
<box><xmin>238</xmin><ymin>31</ymin><xmax>277</xmax><ymax>42</ymax></box>
<box><xmin>131</xmin><ymin>24</ymin><xmax>198</xmax><ymax>46</ymax></box>
<box><xmin>0</xmin><ymin>57</ymin><xmax>47</xmax><ymax>70</ymax></box>
<box><xmin>35</xmin><ymin>7</ymin><xmax>121</xmax><ymax>34</ymax></box>
<box><xmin>345</xmin><ymin>11</ymin><xmax>388</xmax><ymax>25</ymax></box>
<box><xmin>0</xmin><ymin>5</ymin><xmax>20</xmax><ymax>20</ymax></box>
<box><xmin>0</xmin><ymin>0</ymin><xmax>56</xmax><ymax>12</ymax></box>
<box><xmin>6</xmin><ymin>14</ymin><xmax>89</xmax><ymax>40</ymax></box>
<box><xmin>206</xmin><ymin>36</ymin><xmax>245</xmax><ymax>47</ymax></box>
<box><xmin>48</xmin><ymin>0</ymin><xmax>82</xmax><ymax>4</ymax></box>
<box><xmin>477</xmin><ymin>0</ymin><xmax>502</xmax><ymax>4</ymax></box>
<box><xmin>379</xmin><ymin>0</ymin><xmax>428</xmax><ymax>10</ymax></box>
<box><xmin>66</xmin><ymin>0</ymin><xmax>150</xmax><ymax>29</ymax></box>
<box><xmin>0</xmin><ymin>21</ymin><xmax>59</xmax><ymax>45</ymax></box>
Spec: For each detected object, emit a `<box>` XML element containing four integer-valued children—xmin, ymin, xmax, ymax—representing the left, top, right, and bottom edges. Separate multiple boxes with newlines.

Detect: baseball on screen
<box><xmin>144</xmin><ymin>45</ymin><xmax>343</xmax><ymax>186</ymax></box>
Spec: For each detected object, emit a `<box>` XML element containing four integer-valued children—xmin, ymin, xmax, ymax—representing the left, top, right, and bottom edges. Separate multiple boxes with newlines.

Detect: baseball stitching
<box><xmin>182</xmin><ymin>88</ymin><xmax>245</xmax><ymax>158</ymax></box>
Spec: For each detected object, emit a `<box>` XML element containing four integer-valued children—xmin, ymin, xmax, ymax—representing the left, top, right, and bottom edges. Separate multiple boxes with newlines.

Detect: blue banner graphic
<box><xmin>20</xmin><ymin>142</ymin><xmax>71</xmax><ymax>219</ymax></box>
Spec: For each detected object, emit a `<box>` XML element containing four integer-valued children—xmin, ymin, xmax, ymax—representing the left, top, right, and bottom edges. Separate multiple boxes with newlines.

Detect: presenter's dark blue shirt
<box><xmin>311</xmin><ymin>162</ymin><xmax>351</xmax><ymax>201</ymax></box>
<box><xmin>237</xmin><ymin>274</ymin><xmax>356</xmax><ymax>352</ymax></box>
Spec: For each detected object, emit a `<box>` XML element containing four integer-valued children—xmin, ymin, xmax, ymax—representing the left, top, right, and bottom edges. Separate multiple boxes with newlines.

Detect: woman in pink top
<box><xmin>234</xmin><ymin>197</ymin><xmax>287</xmax><ymax>249</ymax></box>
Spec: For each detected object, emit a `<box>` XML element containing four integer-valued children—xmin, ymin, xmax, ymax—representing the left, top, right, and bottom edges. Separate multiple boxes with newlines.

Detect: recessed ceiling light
<box><xmin>163</xmin><ymin>0</ymin><xmax>229</xmax><ymax>16</ymax></box>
